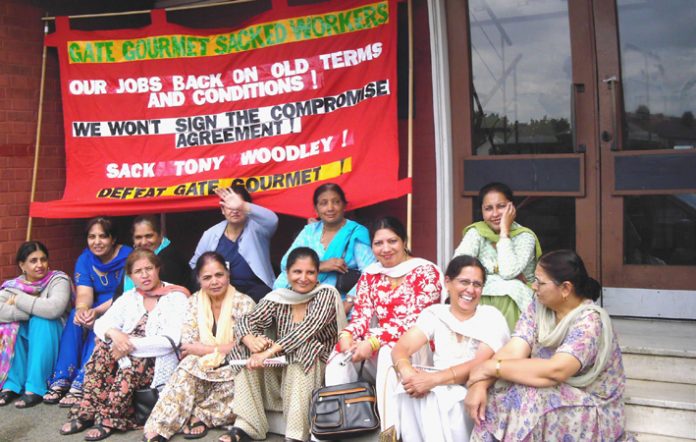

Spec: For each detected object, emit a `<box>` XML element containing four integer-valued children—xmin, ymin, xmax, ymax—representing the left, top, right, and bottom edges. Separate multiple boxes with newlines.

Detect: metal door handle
<box><xmin>571</xmin><ymin>83</ymin><xmax>586</xmax><ymax>153</ymax></box>
<box><xmin>603</xmin><ymin>76</ymin><xmax>619</xmax><ymax>151</ymax></box>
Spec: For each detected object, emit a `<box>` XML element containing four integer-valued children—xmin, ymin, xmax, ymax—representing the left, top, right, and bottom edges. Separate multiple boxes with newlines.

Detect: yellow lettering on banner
<box><xmin>95</xmin><ymin>157</ymin><xmax>352</xmax><ymax>200</ymax></box>
<box><xmin>66</xmin><ymin>1</ymin><xmax>388</xmax><ymax>63</ymax></box>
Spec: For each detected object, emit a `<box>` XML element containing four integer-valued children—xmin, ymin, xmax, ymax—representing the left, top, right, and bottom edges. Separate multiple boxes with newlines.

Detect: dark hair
<box><xmin>230</xmin><ymin>185</ymin><xmax>252</xmax><ymax>203</ymax></box>
<box><xmin>85</xmin><ymin>216</ymin><xmax>116</xmax><ymax>239</ymax></box>
<box><xmin>125</xmin><ymin>248</ymin><xmax>162</xmax><ymax>276</ymax></box>
<box><xmin>16</xmin><ymin>241</ymin><xmax>49</xmax><ymax>264</ymax></box>
<box><xmin>538</xmin><ymin>249</ymin><xmax>601</xmax><ymax>301</ymax></box>
<box><xmin>194</xmin><ymin>251</ymin><xmax>229</xmax><ymax>277</ymax></box>
<box><xmin>369</xmin><ymin>216</ymin><xmax>407</xmax><ymax>243</ymax></box>
<box><xmin>445</xmin><ymin>255</ymin><xmax>487</xmax><ymax>285</ymax></box>
<box><xmin>313</xmin><ymin>183</ymin><xmax>347</xmax><ymax>206</ymax></box>
<box><xmin>286</xmin><ymin>247</ymin><xmax>320</xmax><ymax>271</ymax></box>
<box><xmin>132</xmin><ymin>215</ymin><xmax>161</xmax><ymax>235</ymax></box>
<box><xmin>478</xmin><ymin>182</ymin><xmax>514</xmax><ymax>206</ymax></box>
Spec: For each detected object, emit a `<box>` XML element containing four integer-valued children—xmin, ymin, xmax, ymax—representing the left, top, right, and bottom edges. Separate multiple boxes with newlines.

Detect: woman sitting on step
<box><xmin>465</xmin><ymin>249</ymin><xmax>632</xmax><ymax>441</ymax></box>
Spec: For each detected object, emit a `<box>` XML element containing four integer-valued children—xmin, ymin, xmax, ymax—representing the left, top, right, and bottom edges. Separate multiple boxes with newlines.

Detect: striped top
<box><xmin>234</xmin><ymin>286</ymin><xmax>338</xmax><ymax>372</ymax></box>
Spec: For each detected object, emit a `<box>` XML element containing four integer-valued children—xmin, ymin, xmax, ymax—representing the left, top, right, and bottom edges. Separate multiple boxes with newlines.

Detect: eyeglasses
<box><xmin>132</xmin><ymin>266</ymin><xmax>155</xmax><ymax>277</ymax></box>
<box><xmin>455</xmin><ymin>278</ymin><xmax>484</xmax><ymax>289</ymax></box>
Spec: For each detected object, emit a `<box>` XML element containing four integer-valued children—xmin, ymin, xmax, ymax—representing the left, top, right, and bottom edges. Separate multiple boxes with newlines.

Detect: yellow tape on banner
<box><xmin>95</xmin><ymin>157</ymin><xmax>352</xmax><ymax>200</ymax></box>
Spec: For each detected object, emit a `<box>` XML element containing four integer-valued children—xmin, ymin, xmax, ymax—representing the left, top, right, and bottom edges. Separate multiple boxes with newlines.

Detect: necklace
<box><xmin>92</xmin><ymin>266</ymin><xmax>109</xmax><ymax>286</ymax></box>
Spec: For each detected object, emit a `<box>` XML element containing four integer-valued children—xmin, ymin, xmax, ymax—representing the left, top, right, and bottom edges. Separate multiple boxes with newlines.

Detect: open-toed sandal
<box><xmin>43</xmin><ymin>386</ymin><xmax>68</xmax><ymax>404</ymax></box>
<box><xmin>60</xmin><ymin>418</ymin><xmax>94</xmax><ymax>435</ymax></box>
<box><xmin>84</xmin><ymin>424</ymin><xmax>114</xmax><ymax>441</ymax></box>
<box><xmin>183</xmin><ymin>419</ymin><xmax>209</xmax><ymax>440</ymax></box>
<box><xmin>0</xmin><ymin>390</ymin><xmax>20</xmax><ymax>406</ymax></box>
<box><xmin>59</xmin><ymin>390</ymin><xmax>83</xmax><ymax>408</ymax></box>
<box><xmin>15</xmin><ymin>393</ymin><xmax>42</xmax><ymax>408</ymax></box>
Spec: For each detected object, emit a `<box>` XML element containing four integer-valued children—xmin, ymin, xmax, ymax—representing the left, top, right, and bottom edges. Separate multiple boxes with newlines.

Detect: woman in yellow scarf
<box><xmin>143</xmin><ymin>252</ymin><xmax>256</xmax><ymax>441</ymax></box>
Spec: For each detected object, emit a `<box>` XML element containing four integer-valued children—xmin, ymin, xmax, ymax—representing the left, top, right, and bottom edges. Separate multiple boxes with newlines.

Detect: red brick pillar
<box><xmin>0</xmin><ymin>0</ymin><xmax>83</xmax><ymax>280</ymax></box>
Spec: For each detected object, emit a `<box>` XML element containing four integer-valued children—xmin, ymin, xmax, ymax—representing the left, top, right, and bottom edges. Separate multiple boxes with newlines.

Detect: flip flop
<box><xmin>0</xmin><ymin>390</ymin><xmax>20</xmax><ymax>406</ymax></box>
<box><xmin>84</xmin><ymin>425</ymin><xmax>114</xmax><ymax>441</ymax></box>
<box><xmin>15</xmin><ymin>393</ymin><xmax>42</xmax><ymax>408</ymax></box>
<box><xmin>60</xmin><ymin>418</ymin><xmax>94</xmax><ymax>435</ymax></box>
<box><xmin>183</xmin><ymin>420</ymin><xmax>209</xmax><ymax>440</ymax></box>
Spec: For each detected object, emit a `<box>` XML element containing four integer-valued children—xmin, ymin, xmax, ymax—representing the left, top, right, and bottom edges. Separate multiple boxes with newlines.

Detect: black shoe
<box><xmin>221</xmin><ymin>427</ymin><xmax>251</xmax><ymax>442</ymax></box>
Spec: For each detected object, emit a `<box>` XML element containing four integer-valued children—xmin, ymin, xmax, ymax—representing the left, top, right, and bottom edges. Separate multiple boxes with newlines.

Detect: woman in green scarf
<box><xmin>453</xmin><ymin>182</ymin><xmax>541</xmax><ymax>331</ymax></box>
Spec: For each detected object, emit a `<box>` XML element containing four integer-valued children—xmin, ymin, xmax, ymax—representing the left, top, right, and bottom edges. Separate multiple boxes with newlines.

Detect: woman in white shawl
<box><xmin>60</xmin><ymin>248</ymin><xmax>189</xmax><ymax>441</ymax></box>
<box><xmin>390</xmin><ymin>255</ymin><xmax>509</xmax><ymax>442</ymax></box>
<box><xmin>325</xmin><ymin>216</ymin><xmax>444</xmax><ymax>431</ymax></box>
<box><xmin>143</xmin><ymin>252</ymin><xmax>256</xmax><ymax>442</ymax></box>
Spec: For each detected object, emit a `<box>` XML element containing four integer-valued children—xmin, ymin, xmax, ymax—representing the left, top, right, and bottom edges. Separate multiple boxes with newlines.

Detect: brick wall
<box><xmin>0</xmin><ymin>0</ymin><xmax>84</xmax><ymax>281</ymax></box>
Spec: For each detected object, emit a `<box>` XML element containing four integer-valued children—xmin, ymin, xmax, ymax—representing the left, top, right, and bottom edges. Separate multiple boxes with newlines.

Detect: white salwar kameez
<box><xmin>393</xmin><ymin>305</ymin><xmax>510</xmax><ymax>442</ymax></box>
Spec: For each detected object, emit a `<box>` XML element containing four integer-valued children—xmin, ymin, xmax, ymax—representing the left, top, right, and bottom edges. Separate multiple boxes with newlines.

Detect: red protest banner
<box><xmin>30</xmin><ymin>0</ymin><xmax>410</xmax><ymax>219</ymax></box>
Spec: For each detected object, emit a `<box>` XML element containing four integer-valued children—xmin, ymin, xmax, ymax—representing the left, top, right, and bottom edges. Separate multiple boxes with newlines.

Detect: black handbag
<box><xmin>334</xmin><ymin>226</ymin><xmax>362</xmax><ymax>294</ymax></box>
<box><xmin>335</xmin><ymin>269</ymin><xmax>362</xmax><ymax>294</ymax></box>
<box><xmin>309</xmin><ymin>362</ymin><xmax>380</xmax><ymax>440</ymax></box>
<box><xmin>133</xmin><ymin>387</ymin><xmax>160</xmax><ymax>426</ymax></box>
<box><xmin>132</xmin><ymin>336</ymin><xmax>180</xmax><ymax>425</ymax></box>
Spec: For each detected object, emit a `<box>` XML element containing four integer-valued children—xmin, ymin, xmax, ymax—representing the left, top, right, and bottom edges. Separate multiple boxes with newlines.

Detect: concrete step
<box><xmin>633</xmin><ymin>433</ymin><xmax>696</xmax><ymax>442</ymax></box>
<box><xmin>613</xmin><ymin>318</ymin><xmax>696</xmax><ymax>358</ymax></box>
<box><xmin>622</xmin><ymin>353</ymin><xmax>696</xmax><ymax>385</ymax></box>
<box><xmin>614</xmin><ymin>318</ymin><xmax>696</xmax><ymax>385</ymax></box>
<box><xmin>625</xmin><ymin>379</ymin><xmax>696</xmax><ymax>440</ymax></box>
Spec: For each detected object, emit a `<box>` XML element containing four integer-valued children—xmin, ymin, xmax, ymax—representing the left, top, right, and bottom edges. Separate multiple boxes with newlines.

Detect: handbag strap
<box><xmin>162</xmin><ymin>335</ymin><xmax>181</xmax><ymax>360</ymax></box>
<box><xmin>340</xmin><ymin>226</ymin><xmax>359</xmax><ymax>259</ymax></box>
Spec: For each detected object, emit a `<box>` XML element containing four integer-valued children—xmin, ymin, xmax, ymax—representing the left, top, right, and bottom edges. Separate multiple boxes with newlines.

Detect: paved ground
<box><xmin>0</xmin><ymin>401</ymin><xmax>285</xmax><ymax>442</ymax></box>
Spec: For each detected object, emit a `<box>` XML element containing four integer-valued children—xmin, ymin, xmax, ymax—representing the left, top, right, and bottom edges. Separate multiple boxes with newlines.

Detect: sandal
<box><xmin>219</xmin><ymin>427</ymin><xmax>251</xmax><ymax>442</ymax></box>
<box><xmin>84</xmin><ymin>425</ymin><xmax>114</xmax><ymax>441</ymax></box>
<box><xmin>60</xmin><ymin>418</ymin><xmax>94</xmax><ymax>435</ymax></box>
<box><xmin>0</xmin><ymin>390</ymin><xmax>20</xmax><ymax>406</ymax></box>
<box><xmin>183</xmin><ymin>419</ymin><xmax>209</xmax><ymax>440</ymax></box>
<box><xmin>43</xmin><ymin>386</ymin><xmax>67</xmax><ymax>404</ymax></box>
<box><xmin>15</xmin><ymin>392</ymin><xmax>42</xmax><ymax>408</ymax></box>
<box><xmin>59</xmin><ymin>390</ymin><xmax>83</xmax><ymax>408</ymax></box>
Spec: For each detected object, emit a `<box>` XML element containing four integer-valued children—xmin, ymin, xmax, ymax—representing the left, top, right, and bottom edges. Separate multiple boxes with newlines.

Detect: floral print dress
<box><xmin>343</xmin><ymin>263</ymin><xmax>443</xmax><ymax>346</ymax></box>
<box><xmin>472</xmin><ymin>300</ymin><xmax>631</xmax><ymax>442</ymax></box>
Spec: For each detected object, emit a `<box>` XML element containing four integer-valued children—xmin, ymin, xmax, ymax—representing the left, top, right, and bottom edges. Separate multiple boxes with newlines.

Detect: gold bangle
<box><xmin>75</xmin><ymin>303</ymin><xmax>90</xmax><ymax>310</ymax></box>
<box><xmin>369</xmin><ymin>336</ymin><xmax>380</xmax><ymax>352</ymax></box>
<box><xmin>495</xmin><ymin>359</ymin><xmax>502</xmax><ymax>378</ymax></box>
<box><xmin>449</xmin><ymin>367</ymin><xmax>458</xmax><ymax>384</ymax></box>
<box><xmin>394</xmin><ymin>358</ymin><xmax>410</xmax><ymax>372</ymax></box>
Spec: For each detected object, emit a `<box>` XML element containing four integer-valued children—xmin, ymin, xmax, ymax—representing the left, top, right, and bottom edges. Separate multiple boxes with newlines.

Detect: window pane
<box><xmin>617</xmin><ymin>0</ymin><xmax>696</xmax><ymax>150</ymax></box>
<box><xmin>469</xmin><ymin>0</ymin><xmax>573</xmax><ymax>155</ymax></box>
<box><xmin>624</xmin><ymin>195</ymin><xmax>696</xmax><ymax>265</ymax></box>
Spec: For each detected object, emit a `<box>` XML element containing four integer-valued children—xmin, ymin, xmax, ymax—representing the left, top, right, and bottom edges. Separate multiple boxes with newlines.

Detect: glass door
<box><xmin>451</xmin><ymin>0</ymin><xmax>601</xmax><ymax>275</ymax></box>
<box><xmin>595</xmin><ymin>0</ymin><xmax>696</xmax><ymax>317</ymax></box>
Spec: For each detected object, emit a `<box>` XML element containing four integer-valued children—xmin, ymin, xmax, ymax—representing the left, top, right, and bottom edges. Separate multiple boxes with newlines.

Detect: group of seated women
<box><xmin>0</xmin><ymin>181</ymin><xmax>633</xmax><ymax>441</ymax></box>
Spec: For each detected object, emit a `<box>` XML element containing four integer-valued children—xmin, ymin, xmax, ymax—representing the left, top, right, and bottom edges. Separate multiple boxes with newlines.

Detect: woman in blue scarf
<box><xmin>44</xmin><ymin>217</ymin><xmax>132</xmax><ymax>407</ymax></box>
<box><xmin>273</xmin><ymin>183</ymin><xmax>376</xmax><ymax>316</ymax></box>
